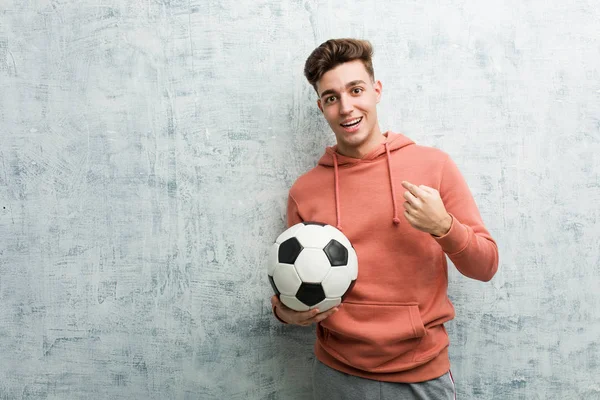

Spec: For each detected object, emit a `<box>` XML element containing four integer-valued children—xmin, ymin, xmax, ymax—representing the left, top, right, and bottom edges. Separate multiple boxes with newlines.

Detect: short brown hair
<box><xmin>304</xmin><ymin>38</ymin><xmax>375</xmax><ymax>93</ymax></box>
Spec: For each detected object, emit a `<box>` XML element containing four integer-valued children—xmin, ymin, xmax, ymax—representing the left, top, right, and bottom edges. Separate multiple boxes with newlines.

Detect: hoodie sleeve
<box><xmin>287</xmin><ymin>192</ymin><xmax>303</xmax><ymax>227</ymax></box>
<box><xmin>271</xmin><ymin>193</ymin><xmax>305</xmax><ymax>324</ymax></box>
<box><xmin>432</xmin><ymin>154</ymin><xmax>499</xmax><ymax>282</ymax></box>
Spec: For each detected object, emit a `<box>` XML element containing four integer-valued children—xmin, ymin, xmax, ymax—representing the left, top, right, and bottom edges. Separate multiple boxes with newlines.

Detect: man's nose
<box><xmin>339</xmin><ymin>95</ymin><xmax>353</xmax><ymax>115</ymax></box>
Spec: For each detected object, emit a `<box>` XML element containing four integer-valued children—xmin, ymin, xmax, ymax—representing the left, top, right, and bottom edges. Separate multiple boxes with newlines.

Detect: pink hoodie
<box><xmin>281</xmin><ymin>131</ymin><xmax>498</xmax><ymax>383</ymax></box>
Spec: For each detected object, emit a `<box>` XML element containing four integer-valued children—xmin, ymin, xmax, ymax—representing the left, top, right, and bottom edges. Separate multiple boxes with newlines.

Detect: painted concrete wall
<box><xmin>1</xmin><ymin>1</ymin><xmax>599</xmax><ymax>399</ymax></box>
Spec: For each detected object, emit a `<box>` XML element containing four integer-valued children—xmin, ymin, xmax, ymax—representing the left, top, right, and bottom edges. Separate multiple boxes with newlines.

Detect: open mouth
<box><xmin>340</xmin><ymin>117</ymin><xmax>363</xmax><ymax>128</ymax></box>
<box><xmin>340</xmin><ymin>117</ymin><xmax>363</xmax><ymax>132</ymax></box>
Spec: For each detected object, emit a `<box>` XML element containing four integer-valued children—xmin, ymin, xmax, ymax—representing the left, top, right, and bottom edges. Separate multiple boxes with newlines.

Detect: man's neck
<box><xmin>337</xmin><ymin>126</ymin><xmax>385</xmax><ymax>159</ymax></box>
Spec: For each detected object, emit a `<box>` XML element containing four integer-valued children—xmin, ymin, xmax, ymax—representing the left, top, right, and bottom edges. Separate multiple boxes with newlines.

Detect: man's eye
<box><xmin>353</xmin><ymin>88</ymin><xmax>363</xmax><ymax>94</ymax></box>
<box><xmin>326</xmin><ymin>96</ymin><xmax>337</xmax><ymax>103</ymax></box>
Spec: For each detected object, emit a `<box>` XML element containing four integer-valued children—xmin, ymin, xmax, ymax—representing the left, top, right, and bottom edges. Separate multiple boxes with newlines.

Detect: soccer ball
<box><xmin>268</xmin><ymin>221</ymin><xmax>358</xmax><ymax>312</ymax></box>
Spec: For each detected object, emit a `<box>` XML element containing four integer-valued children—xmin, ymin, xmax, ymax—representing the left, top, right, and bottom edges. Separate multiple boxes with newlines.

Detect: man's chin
<box><xmin>335</xmin><ymin>134</ymin><xmax>366</xmax><ymax>151</ymax></box>
<box><xmin>334</xmin><ymin>126</ymin><xmax>363</xmax><ymax>140</ymax></box>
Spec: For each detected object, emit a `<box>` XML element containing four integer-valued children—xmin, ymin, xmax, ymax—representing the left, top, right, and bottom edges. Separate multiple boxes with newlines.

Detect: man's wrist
<box><xmin>432</xmin><ymin>213</ymin><xmax>452</xmax><ymax>237</ymax></box>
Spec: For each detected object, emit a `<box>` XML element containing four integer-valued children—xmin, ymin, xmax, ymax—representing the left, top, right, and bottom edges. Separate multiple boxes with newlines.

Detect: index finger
<box><xmin>418</xmin><ymin>184</ymin><xmax>436</xmax><ymax>194</ymax></box>
<box><xmin>402</xmin><ymin>181</ymin><xmax>427</xmax><ymax>198</ymax></box>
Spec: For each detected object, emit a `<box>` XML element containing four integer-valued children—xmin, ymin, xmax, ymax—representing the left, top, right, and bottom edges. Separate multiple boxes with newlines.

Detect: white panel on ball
<box><xmin>280</xmin><ymin>294</ymin><xmax>310</xmax><ymax>311</ymax></box>
<box><xmin>322</xmin><ymin>225</ymin><xmax>352</xmax><ymax>249</ymax></box>
<box><xmin>346</xmin><ymin>248</ymin><xmax>358</xmax><ymax>280</ymax></box>
<box><xmin>273</xmin><ymin>264</ymin><xmax>302</xmax><ymax>296</ymax></box>
<box><xmin>275</xmin><ymin>223</ymin><xmax>305</xmax><ymax>244</ymax></box>
<box><xmin>321</xmin><ymin>267</ymin><xmax>352</xmax><ymax>298</ymax></box>
<box><xmin>311</xmin><ymin>297</ymin><xmax>341</xmax><ymax>312</ymax></box>
<box><xmin>294</xmin><ymin>248</ymin><xmax>332</xmax><ymax>283</ymax></box>
<box><xmin>294</xmin><ymin>224</ymin><xmax>332</xmax><ymax>249</ymax></box>
<box><xmin>267</xmin><ymin>243</ymin><xmax>279</xmax><ymax>276</ymax></box>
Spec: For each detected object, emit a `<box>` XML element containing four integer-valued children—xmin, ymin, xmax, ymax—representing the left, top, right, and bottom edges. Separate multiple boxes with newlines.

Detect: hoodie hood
<box><xmin>317</xmin><ymin>132</ymin><xmax>415</xmax><ymax>231</ymax></box>
<box><xmin>318</xmin><ymin>131</ymin><xmax>415</xmax><ymax>167</ymax></box>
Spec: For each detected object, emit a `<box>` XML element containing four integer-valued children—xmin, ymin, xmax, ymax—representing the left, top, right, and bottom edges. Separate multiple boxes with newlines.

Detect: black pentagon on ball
<box><xmin>323</xmin><ymin>239</ymin><xmax>348</xmax><ymax>266</ymax></box>
<box><xmin>296</xmin><ymin>283</ymin><xmax>326</xmax><ymax>307</ymax></box>
<box><xmin>303</xmin><ymin>221</ymin><xmax>327</xmax><ymax>226</ymax></box>
<box><xmin>268</xmin><ymin>275</ymin><xmax>280</xmax><ymax>295</ymax></box>
<box><xmin>278</xmin><ymin>237</ymin><xmax>303</xmax><ymax>264</ymax></box>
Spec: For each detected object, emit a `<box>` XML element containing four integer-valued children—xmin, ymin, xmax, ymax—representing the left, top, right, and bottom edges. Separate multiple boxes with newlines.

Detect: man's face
<box><xmin>316</xmin><ymin>59</ymin><xmax>382</xmax><ymax>157</ymax></box>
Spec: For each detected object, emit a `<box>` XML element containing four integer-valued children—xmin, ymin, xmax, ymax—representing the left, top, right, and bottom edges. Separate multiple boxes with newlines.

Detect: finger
<box><xmin>298</xmin><ymin>311</ymin><xmax>319</xmax><ymax>326</ymax></box>
<box><xmin>402</xmin><ymin>181</ymin><xmax>427</xmax><ymax>199</ymax></box>
<box><xmin>301</xmin><ymin>307</ymin><xmax>332</xmax><ymax>325</ymax></box>
<box><xmin>297</xmin><ymin>308</ymin><xmax>320</xmax><ymax>321</ymax></box>
<box><xmin>403</xmin><ymin>201</ymin><xmax>417</xmax><ymax>213</ymax></box>
<box><xmin>419</xmin><ymin>185</ymin><xmax>436</xmax><ymax>194</ymax></box>
<box><xmin>404</xmin><ymin>209</ymin><xmax>418</xmax><ymax>226</ymax></box>
<box><xmin>403</xmin><ymin>190</ymin><xmax>421</xmax><ymax>207</ymax></box>
<box><xmin>313</xmin><ymin>307</ymin><xmax>340</xmax><ymax>323</ymax></box>
<box><xmin>305</xmin><ymin>307</ymin><xmax>339</xmax><ymax>324</ymax></box>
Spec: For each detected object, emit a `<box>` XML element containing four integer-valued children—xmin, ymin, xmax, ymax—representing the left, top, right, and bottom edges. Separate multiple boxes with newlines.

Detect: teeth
<box><xmin>341</xmin><ymin>117</ymin><xmax>362</xmax><ymax>127</ymax></box>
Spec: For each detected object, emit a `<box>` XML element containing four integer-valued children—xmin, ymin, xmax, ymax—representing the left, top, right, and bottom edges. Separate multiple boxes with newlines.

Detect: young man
<box><xmin>270</xmin><ymin>38</ymin><xmax>499</xmax><ymax>400</ymax></box>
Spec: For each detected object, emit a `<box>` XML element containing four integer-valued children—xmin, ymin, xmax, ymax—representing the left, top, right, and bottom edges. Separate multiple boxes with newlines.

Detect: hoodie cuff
<box><xmin>432</xmin><ymin>213</ymin><xmax>470</xmax><ymax>255</ymax></box>
<box><xmin>273</xmin><ymin>305</ymin><xmax>288</xmax><ymax>324</ymax></box>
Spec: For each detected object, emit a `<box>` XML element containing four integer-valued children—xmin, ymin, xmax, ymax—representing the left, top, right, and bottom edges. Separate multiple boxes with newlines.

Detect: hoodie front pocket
<box><xmin>319</xmin><ymin>302</ymin><xmax>426</xmax><ymax>372</ymax></box>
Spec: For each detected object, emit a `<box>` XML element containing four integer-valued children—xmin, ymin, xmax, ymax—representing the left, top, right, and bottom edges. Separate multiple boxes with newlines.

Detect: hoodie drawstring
<box><xmin>332</xmin><ymin>143</ymin><xmax>401</xmax><ymax>231</ymax></box>
<box><xmin>385</xmin><ymin>143</ymin><xmax>401</xmax><ymax>225</ymax></box>
<box><xmin>333</xmin><ymin>153</ymin><xmax>342</xmax><ymax>231</ymax></box>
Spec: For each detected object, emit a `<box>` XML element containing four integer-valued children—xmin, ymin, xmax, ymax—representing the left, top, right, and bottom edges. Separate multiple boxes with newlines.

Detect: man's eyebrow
<box><xmin>346</xmin><ymin>80</ymin><xmax>367</xmax><ymax>87</ymax></box>
<box><xmin>319</xmin><ymin>80</ymin><xmax>368</xmax><ymax>99</ymax></box>
<box><xmin>319</xmin><ymin>88</ymin><xmax>337</xmax><ymax>98</ymax></box>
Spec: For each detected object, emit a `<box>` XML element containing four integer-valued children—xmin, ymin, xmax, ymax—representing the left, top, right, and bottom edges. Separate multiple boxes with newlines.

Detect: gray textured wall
<box><xmin>1</xmin><ymin>0</ymin><xmax>599</xmax><ymax>399</ymax></box>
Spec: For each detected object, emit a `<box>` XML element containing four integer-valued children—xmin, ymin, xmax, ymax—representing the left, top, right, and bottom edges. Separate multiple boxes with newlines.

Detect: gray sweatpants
<box><xmin>312</xmin><ymin>358</ymin><xmax>456</xmax><ymax>400</ymax></box>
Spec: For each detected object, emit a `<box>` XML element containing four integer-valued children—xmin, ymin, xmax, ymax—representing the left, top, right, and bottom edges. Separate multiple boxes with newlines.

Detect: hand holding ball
<box><xmin>268</xmin><ymin>222</ymin><xmax>358</xmax><ymax>313</ymax></box>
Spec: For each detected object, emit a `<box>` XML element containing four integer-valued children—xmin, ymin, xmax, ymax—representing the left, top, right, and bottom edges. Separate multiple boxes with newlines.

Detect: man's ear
<box><xmin>374</xmin><ymin>80</ymin><xmax>382</xmax><ymax>104</ymax></box>
<box><xmin>317</xmin><ymin>99</ymin><xmax>323</xmax><ymax>113</ymax></box>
